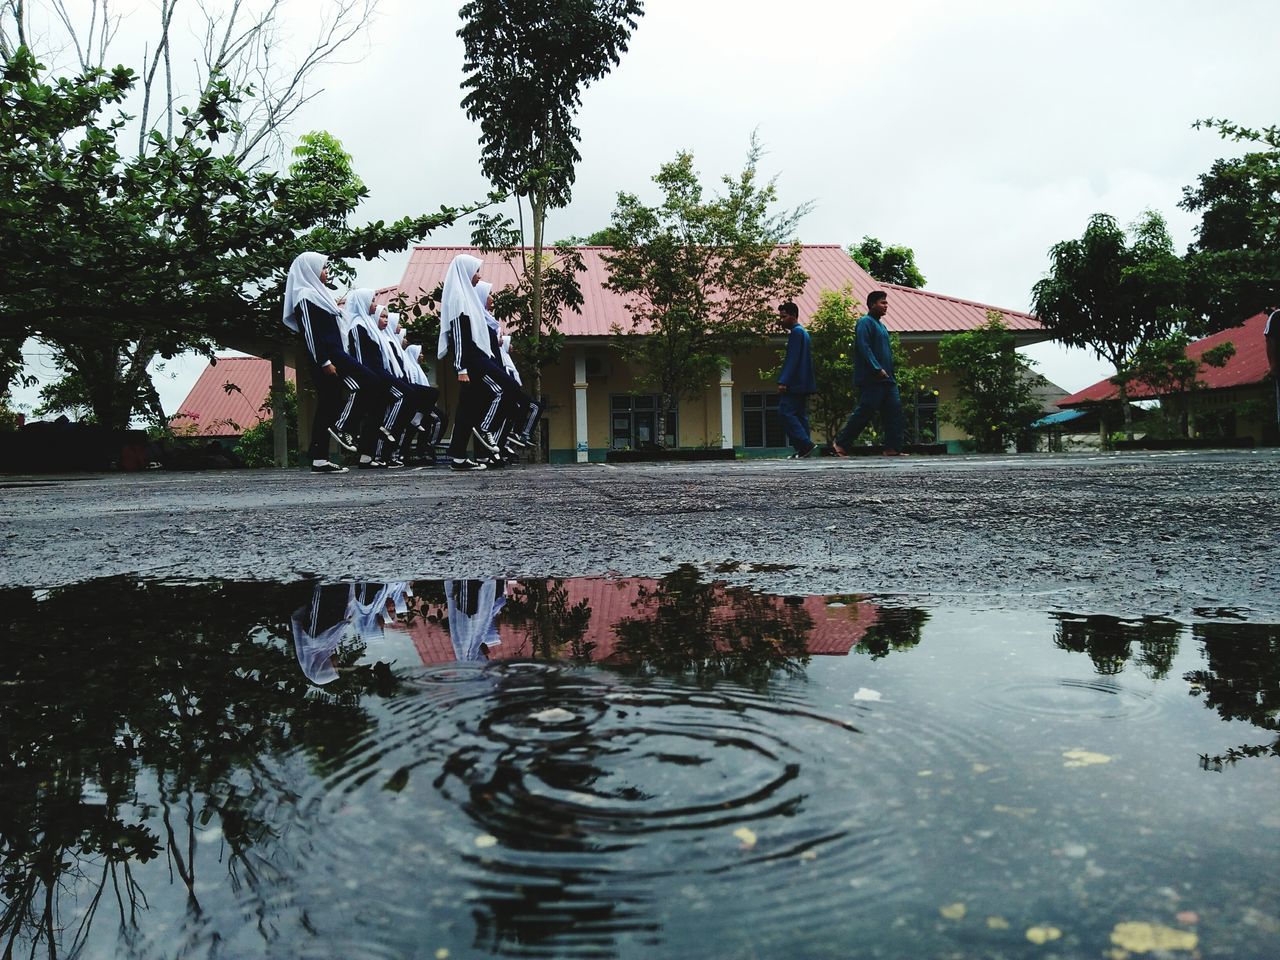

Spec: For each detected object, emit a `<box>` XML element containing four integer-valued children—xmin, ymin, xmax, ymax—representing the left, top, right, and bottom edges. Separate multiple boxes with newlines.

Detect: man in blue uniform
<box><xmin>777</xmin><ymin>301</ymin><xmax>817</xmax><ymax>458</ymax></box>
<box><xmin>833</xmin><ymin>290</ymin><xmax>905</xmax><ymax>457</ymax></box>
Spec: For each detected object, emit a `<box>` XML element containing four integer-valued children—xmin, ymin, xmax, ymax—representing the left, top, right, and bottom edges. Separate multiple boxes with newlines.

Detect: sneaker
<box><xmin>506</xmin><ymin>433</ymin><xmax>532</xmax><ymax>449</ymax></box>
<box><xmin>787</xmin><ymin>442</ymin><xmax>816</xmax><ymax>460</ymax></box>
<box><xmin>358</xmin><ymin>458</ymin><xmax>388</xmax><ymax>470</ymax></box>
<box><xmin>311</xmin><ymin>460</ymin><xmax>348</xmax><ymax>474</ymax></box>
<box><xmin>471</xmin><ymin>428</ymin><xmax>501</xmax><ymax>454</ymax></box>
<box><xmin>385</xmin><ymin>458</ymin><xmax>405</xmax><ymax>469</ymax></box>
<box><xmin>482</xmin><ymin>455</ymin><xmax>506</xmax><ymax>469</ymax></box>
<box><xmin>450</xmin><ymin>458</ymin><xmax>487</xmax><ymax>472</ymax></box>
<box><xmin>327</xmin><ymin>427</ymin><xmax>357</xmax><ymax>453</ymax></box>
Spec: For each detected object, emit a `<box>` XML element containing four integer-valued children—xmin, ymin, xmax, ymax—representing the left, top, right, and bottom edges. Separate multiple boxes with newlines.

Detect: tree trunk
<box><xmin>657</xmin><ymin>389</ymin><xmax>673</xmax><ymax>450</ymax></box>
<box><xmin>271</xmin><ymin>353</ymin><xmax>288</xmax><ymax>467</ymax></box>
<box><xmin>530</xmin><ymin>191</ymin><xmax>545</xmax><ymax>463</ymax></box>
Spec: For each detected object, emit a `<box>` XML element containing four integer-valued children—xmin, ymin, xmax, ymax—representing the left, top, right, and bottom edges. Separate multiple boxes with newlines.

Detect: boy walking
<box><xmin>777</xmin><ymin>301</ymin><xmax>817</xmax><ymax>458</ymax></box>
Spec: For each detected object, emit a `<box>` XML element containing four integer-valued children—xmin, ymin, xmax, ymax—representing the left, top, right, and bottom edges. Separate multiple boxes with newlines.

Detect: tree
<box><xmin>459</xmin><ymin>0</ymin><xmax>644</xmax><ymax>414</ymax></box>
<box><xmin>1130</xmin><ymin>334</ymin><xmax>1236</xmax><ymax>438</ymax></box>
<box><xmin>937</xmin><ymin>313</ymin><xmax>1041</xmax><ymax>454</ymax></box>
<box><xmin>1181</xmin><ymin>118</ymin><xmax>1280</xmax><ymax>327</ymax></box>
<box><xmin>1030</xmin><ymin>211</ymin><xmax>1188</xmax><ymax>438</ymax></box>
<box><xmin>848</xmin><ymin>236</ymin><xmax>926</xmax><ymax>288</ymax></box>
<box><xmin>604</xmin><ymin>141</ymin><xmax>810</xmax><ymax>447</ymax></box>
<box><xmin>1</xmin><ymin>46</ymin><xmax>477</xmax><ymax>430</ymax></box>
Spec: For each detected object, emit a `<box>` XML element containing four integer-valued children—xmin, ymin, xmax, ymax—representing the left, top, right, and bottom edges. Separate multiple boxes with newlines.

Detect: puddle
<box><xmin>0</xmin><ymin>571</ymin><xmax>1277</xmax><ymax>959</ymax></box>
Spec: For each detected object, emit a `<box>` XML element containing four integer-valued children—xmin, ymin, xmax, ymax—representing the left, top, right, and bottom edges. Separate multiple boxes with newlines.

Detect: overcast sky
<box><xmin>12</xmin><ymin>0</ymin><xmax>1277</xmax><ymax>417</ymax></box>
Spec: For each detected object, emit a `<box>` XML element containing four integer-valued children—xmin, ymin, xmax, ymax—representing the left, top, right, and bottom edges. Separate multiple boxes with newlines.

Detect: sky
<box><xmin>11</xmin><ymin>0</ymin><xmax>1278</xmax><ymax>418</ymax></box>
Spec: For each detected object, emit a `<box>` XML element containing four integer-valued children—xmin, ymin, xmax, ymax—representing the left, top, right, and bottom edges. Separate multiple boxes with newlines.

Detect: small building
<box><xmin>172</xmin><ymin>356</ymin><xmax>295</xmax><ymax>438</ymax></box>
<box><xmin>1055</xmin><ymin>312</ymin><xmax>1278</xmax><ymax>446</ymax></box>
<box><xmin>379</xmin><ymin>245</ymin><xmax>1048</xmax><ymax>462</ymax></box>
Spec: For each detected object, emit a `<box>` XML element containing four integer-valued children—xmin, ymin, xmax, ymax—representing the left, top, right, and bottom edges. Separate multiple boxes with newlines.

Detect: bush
<box><xmin>233</xmin><ymin>383</ymin><xmax>298</xmax><ymax>467</ymax></box>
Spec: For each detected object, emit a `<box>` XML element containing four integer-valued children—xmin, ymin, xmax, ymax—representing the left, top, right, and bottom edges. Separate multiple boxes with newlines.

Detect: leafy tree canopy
<box><xmin>604</xmin><ymin>138</ymin><xmax>810</xmax><ymax>446</ymax></box>
<box><xmin>848</xmin><ymin>236</ymin><xmax>926</xmax><ymax>288</ymax></box>
<box><xmin>938</xmin><ymin>313</ymin><xmax>1041</xmax><ymax>453</ymax></box>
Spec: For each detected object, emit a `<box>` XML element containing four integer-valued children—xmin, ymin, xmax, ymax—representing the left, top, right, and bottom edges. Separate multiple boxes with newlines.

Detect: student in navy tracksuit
<box><xmin>438</xmin><ymin>255</ymin><xmax>507</xmax><ymax>471</ymax></box>
<box><xmin>343</xmin><ymin>289</ymin><xmax>413</xmax><ymax>468</ymax></box>
<box><xmin>376</xmin><ymin>309</ymin><xmax>443</xmax><ymax>463</ymax></box>
<box><xmin>282</xmin><ymin>252</ymin><xmax>384</xmax><ymax>473</ymax></box>
<box><xmin>475</xmin><ymin>280</ymin><xmax>540</xmax><ymax>460</ymax></box>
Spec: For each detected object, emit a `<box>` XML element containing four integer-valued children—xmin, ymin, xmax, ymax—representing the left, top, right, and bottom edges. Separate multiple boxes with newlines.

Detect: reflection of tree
<box><xmin>1187</xmin><ymin>622</ymin><xmax>1280</xmax><ymax>766</ymax></box>
<box><xmin>852</xmin><ymin>603</ymin><xmax>929</xmax><ymax>659</ymax></box>
<box><xmin>613</xmin><ymin>566</ymin><xmax>813</xmax><ymax>687</ymax></box>
<box><xmin>1051</xmin><ymin>614</ymin><xmax>1182</xmax><ymax>678</ymax></box>
<box><xmin>0</xmin><ymin>579</ymin><xmax>396</xmax><ymax>958</ymax></box>
<box><xmin>503</xmin><ymin>578</ymin><xmax>594</xmax><ymax>660</ymax></box>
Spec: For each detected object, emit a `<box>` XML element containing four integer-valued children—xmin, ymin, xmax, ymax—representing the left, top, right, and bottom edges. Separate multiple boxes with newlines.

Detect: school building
<box><xmin>374</xmin><ymin>245</ymin><xmax>1049</xmax><ymax>462</ymax></box>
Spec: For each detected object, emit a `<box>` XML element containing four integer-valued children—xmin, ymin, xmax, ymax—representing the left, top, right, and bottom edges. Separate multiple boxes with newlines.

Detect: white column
<box><xmin>719</xmin><ymin>362</ymin><xmax>734</xmax><ymax>449</ymax></box>
<box><xmin>574</xmin><ymin>347</ymin><xmax>589</xmax><ymax>463</ymax></box>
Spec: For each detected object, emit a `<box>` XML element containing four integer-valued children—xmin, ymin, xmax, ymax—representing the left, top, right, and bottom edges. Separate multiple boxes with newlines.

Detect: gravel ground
<box><xmin>2</xmin><ymin>448</ymin><xmax>1276</xmax><ymax>619</ymax></box>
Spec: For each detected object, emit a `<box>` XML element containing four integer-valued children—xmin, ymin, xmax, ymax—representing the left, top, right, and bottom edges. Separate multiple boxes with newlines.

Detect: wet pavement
<box><xmin>1</xmin><ymin>450</ymin><xmax>1277</xmax><ymax>619</ymax></box>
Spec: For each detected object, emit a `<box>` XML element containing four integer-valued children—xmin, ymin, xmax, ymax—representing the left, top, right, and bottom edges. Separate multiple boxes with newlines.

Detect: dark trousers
<box><xmin>306</xmin><ymin>352</ymin><xmax>387</xmax><ymax>461</ymax></box>
<box><xmin>446</xmin><ymin>347</ymin><xmax>517</xmax><ymax>459</ymax></box>
<box><xmin>375</xmin><ymin>380</ymin><xmax>440</xmax><ymax>459</ymax></box>
<box><xmin>778</xmin><ymin>392</ymin><xmax>812</xmax><ymax>451</ymax></box>
<box><xmin>836</xmin><ymin>379</ymin><xmax>904</xmax><ymax>452</ymax></box>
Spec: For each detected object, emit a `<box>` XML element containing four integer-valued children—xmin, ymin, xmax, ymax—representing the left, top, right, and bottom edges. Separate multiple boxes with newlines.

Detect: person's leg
<box><xmin>835</xmin><ymin>382</ymin><xmax>887</xmax><ymax>452</ymax></box>
<box><xmin>778</xmin><ymin>392</ymin><xmax>810</xmax><ymax>453</ymax></box>
<box><xmin>882</xmin><ymin>382</ymin><xmax>905</xmax><ymax>453</ymax></box>
<box><xmin>308</xmin><ymin>366</ymin><xmax>343</xmax><ymax>462</ymax></box>
<box><xmin>447</xmin><ymin>381</ymin><xmax>481</xmax><ymax>460</ymax></box>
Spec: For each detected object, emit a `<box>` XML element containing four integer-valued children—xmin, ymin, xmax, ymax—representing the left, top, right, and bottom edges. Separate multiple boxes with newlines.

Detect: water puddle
<box><xmin>1</xmin><ymin>571</ymin><xmax>1276</xmax><ymax>959</ymax></box>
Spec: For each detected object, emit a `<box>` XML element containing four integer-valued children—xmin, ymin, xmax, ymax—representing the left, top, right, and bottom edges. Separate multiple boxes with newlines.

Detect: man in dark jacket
<box><xmin>777</xmin><ymin>301</ymin><xmax>817</xmax><ymax>458</ymax></box>
<box><xmin>833</xmin><ymin>290</ymin><xmax>905</xmax><ymax>457</ymax></box>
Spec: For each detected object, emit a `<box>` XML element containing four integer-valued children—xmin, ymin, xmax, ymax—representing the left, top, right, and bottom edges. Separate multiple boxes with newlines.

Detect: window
<box><xmin>611</xmin><ymin>394</ymin><xmax>677</xmax><ymax>449</ymax></box>
<box><xmin>742</xmin><ymin>393</ymin><xmax>786</xmax><ymax>448</ymax></box>
<box><xmin>907</xmin><ymin>387</ymin><xmax>939</xmax><ymax>444</ymax></box>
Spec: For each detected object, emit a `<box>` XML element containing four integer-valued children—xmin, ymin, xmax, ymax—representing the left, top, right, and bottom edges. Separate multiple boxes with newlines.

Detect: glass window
<box><xmin>742</xmin><ymin>393</ymin><xmax>785</xmax><ymax>448</ymax></box>
<box><xmin>611</xmin><ymin>395</ymin><xmax>677</xmax><ymax>449</ymax></box>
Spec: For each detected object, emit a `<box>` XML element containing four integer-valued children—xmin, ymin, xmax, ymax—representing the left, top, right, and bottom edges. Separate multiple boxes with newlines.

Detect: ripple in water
<box><xmin>977</xmin><ymin>676</ymin><xmax>1165</xmax><ymax>723</ymax></box>
<box><xmin>242</xmin><ymin>662</ymin><xmax>936</xmax><ymax>958</ymax></box>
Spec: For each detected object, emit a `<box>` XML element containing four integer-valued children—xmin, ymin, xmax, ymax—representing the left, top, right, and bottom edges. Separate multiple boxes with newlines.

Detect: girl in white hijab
<box><xmin>439</xmin><ymin>254</ymin><xmax>507</xmax><ymax>471</ymax></box>
<box><xmin>340</xmin><ymin>289</ymin><xmax>410</xmax><ymax>468</ymax></box>
<box><xmin>473</xmin><ymin>280</ymin><xmax>541</xmax><ymax>459</ymax></box>
<box><xmin>281</xmin><ymin>252</ymin><xmax>370</xmax><ymax>473</ymax></box>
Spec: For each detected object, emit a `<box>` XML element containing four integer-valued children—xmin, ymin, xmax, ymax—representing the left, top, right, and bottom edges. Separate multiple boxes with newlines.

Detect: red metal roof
<box><xmin>172</xmin><ymin>357</ymin><xmax>295</xmax><ymax>437</ymax></box>
<box><xmin>378</xmin><ymin>245</ymin><xmax>1044</xmax><ymax>338</ymax></box>
<box><xmin>1057</xmin><ymin>312</ymin><xmax>1272</xmax><ymax>407</ymax></box>
<box><xmin>391</xmin><ymin>577</ymin><xmax>881</xmax><ymax>666</ymax></box>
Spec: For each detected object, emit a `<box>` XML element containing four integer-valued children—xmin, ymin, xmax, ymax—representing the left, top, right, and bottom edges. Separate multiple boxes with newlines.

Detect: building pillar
<box><xmin>270</xmin><ymin>353</ymin><xmax>288</xmax><ymax>468</ymax></box>
<box><xmin>719</xmin><ymin>362</ymin><xmax>734</xmax><ymax>449</ymax></box>
<box><xmin>574</xmin><ymin>347</ymin><xmax>589</xmax><ymax>463</ymax></box>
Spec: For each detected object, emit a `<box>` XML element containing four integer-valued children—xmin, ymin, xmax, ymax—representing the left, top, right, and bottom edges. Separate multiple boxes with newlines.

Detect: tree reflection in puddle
<box><xmin>1</xmin><ymin>576</ymin><xmax>1277</xmax><ymax>959</ymax></box>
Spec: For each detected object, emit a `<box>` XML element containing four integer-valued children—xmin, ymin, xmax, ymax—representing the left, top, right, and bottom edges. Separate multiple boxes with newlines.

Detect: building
<box><xmin>378</xmin><ymin>245</ymin><xmax>1048</xmax><ymax>462</ymax></box>
<box><xmin>1055</xmin><ymin>312</ymin><xmax>1277</xmax><ymax>445</ymax></box>
<box><xmin>172</xmin><ymin>356</ymin><xmax>295</xmax><ymax>437</ymax></box>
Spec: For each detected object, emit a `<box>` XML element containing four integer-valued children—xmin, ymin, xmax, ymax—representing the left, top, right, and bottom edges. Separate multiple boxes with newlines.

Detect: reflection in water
<box><xmin>1051</xmin><ymin>613</ymin><xmax>1182</xmax><ymax>678</ymax></box>
<box><xmin>1</xmin><ymin>576</ymin><xmax>1277</xmax><ymax>959</ymax></box>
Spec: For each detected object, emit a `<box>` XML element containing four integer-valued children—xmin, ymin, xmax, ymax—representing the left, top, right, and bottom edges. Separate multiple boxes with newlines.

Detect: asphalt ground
<box><xmin>2</xmin><ymin>449</ymin><xmax>1276</xmax><ymax>619</ymax></box>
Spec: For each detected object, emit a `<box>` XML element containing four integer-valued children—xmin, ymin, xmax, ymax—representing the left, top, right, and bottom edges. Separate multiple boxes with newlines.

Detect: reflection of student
<box><xmin>446</xmin><ymin>579</ymin><xmax>505</xmax><ymax>661</ymax></box>
<box><xmin>291</xmin><ymin>583</ymin><xmax>357</xmax><ymax>685</ymax></box>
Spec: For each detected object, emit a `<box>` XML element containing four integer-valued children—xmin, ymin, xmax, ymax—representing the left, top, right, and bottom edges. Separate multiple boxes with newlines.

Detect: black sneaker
<box><xmin>358</xmin><ymin>458</ymin><xmax>388</xmax><ymax>470</ymax></box>
<box><xmin>385</xmin><ymin>458</ymin><xmax>405</xmax><ymax>469</ymax></box>
<box><xmin>788</xmin><ymin>442</ymin><xmax>816</xmax><ymax>459</ymax></box>
<box><xmin>450</xmin><ymin>458</ymin><xmax>487</xmax><ymax>472</ymax></box>
<box><xmin>327</xmin><ymin>427</ymin><xmax>357</xmax><ymax>453</ymax></box>
<box><xmin>482</xmin><ymin>455</ymin><xmax>506</xmax><ymax>469</ymax></box>
<box><xmin>471</xmin><ymin>428</ymin><xmax>501</xmax><ymax>454</ymax></box>
<box><xmin>311</xmin><ymin>460</ymin><xmax>348</xmax><ymax>474</ymax></box>
<box><xmin>506</xmin><ymin>433</ymin><xmax>532</xmax><ymax>449</ymax></box>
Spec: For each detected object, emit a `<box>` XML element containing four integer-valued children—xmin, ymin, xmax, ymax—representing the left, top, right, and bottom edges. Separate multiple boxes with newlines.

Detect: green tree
<box><xmin>1181</xmin><ymin>118</ymin><xmax>1280</xmax><ymax>326</ymax></box>
<box><xmin>1030</xmin><ymin>211</ymin><xmax>1188</xmax><ymax>438</ymax></box>
<box><xmin>1</xmin><ymin>46</ymin><xmax>475</xmax><ymax>430</ymax></box>
<box><xmin>1130</xmin><ymin>334</ymin><xmax>1236</xmax><ymax>438</ymax></box>
<box><xmin>848</xmin><ymin>236</ymin><xmax>926</xmax><ymax>288</ymax></box>
<box><xmin>604</xmin><ymin>141</ymin><xmax>810</xmax><ymax>447</ymax></box>
<box><xmin>458</xmin><ymin>0</ymin><xmax>644</xmax><ymax>414</ymax></box>
<box><xmin>803</xmin><ymin>287</ymin><xmax>862</xmax><ymax>446</ymax></box>
<box><xmin>937</xmin><ymin>313</ymin><xmax>1041</xmax><ymax>453</ymax></box>
<box><xmin>234</xmin><ymin>381</ymin><xmax>299</xmax><ymax>467</ymax></box>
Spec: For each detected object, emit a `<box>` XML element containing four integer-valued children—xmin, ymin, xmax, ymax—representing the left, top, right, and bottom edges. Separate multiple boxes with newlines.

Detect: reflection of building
<box><xmin>389</xmin><ymin>578</ymin><xmax>881</xmax><ymax>665</ymax></box>
<box><xmin>374</xmin><ymin>246</ymin><xmax>1046</xmax><ymax>460</ymax></box>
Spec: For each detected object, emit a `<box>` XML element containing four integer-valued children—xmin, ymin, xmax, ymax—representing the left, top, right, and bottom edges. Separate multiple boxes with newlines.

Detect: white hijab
<box><xmin>437</xmin><ymin>254</ymin><xmax>491</xmax><ymax>361</ymax></box>
<box><xmin>475</xmin><ymin>281</ymin><xmax>501</xmax><ymax>334</ymax></box>
<box><xmin>445</xmin><ymin>579</ymin><xmax>499</xmax><ymax>662</ymax></box>
<box><xmin>282</xmin><ymin>251</ymin><xmax>341</xmax><ymax>331</ymax></box>
<box><xmin>342</xmin><ymin>288</ymin><xmax>380</xmax><ymax>352</ymax></box>
<box><xmin>404</xmin><ymin>343</ymin><xmax>431</xmax><ymax>387</ymax></box>
<box><xmin>499</xmin><ymin>333</ymin><xmax>522</xmax><ymax>384</ymax></box>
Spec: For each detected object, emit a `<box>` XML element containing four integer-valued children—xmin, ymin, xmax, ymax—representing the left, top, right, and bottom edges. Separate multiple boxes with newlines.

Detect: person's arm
<box><xmin>778</xmin><ymin>327</ymin><xmax>800</xmax><ymax>391</ymax></box>
<box><xmin>298</xmin><ymin>301</ymin><xmax>337</xmax><ymax>374</ymax></box>
<box><xmin>856</xmin><ymin>317</ymin><xmax>887</xmax><ymax>378</ymax></box>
